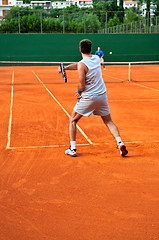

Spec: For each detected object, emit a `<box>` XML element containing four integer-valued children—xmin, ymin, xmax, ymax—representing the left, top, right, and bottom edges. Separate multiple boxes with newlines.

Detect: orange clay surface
<box><xmin>0</xmin><ymin>65</ymin><xmax>159</xmax><ymax>240</ymax></box>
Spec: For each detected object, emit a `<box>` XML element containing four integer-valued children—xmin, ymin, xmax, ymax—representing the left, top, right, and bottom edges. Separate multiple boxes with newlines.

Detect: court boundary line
<box><xmin>32</xmin><ymin>71</ymin><xmax>93</xmax><ymax>145</ymax></box>
<box><xmin>6</xmin><ymin>71</ymin><xmax>14</xmax><ymax>149</ymax></box>
<box><xmin>5</xmin><ymin>70</ymin><xmax>159</xmax><ymax>150</ymax></box>
<box><xmin>132</xmin><ymin>82</ymin><xmax>159</xmax><ymax>92</ymax></box>
<box><xmin>109</xmin><ymin>98</ymin><xmax>159</xmax><ymax>102</ymax></box>
<box><xmin>7</xmin><ymin>140</ymin><xmax>159</xmax><ymax>150</ymax></box>
<box><xmin>103</xmin><ymin>74</ymin><xmax>127</xmax><ymax>82</ymax></box>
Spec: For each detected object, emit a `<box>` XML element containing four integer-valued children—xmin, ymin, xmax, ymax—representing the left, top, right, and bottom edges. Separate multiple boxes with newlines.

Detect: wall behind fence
<box><xmin>0</xmin><ymin>34</ymin><xmax>159</xmax><ymax>62</ymax></box>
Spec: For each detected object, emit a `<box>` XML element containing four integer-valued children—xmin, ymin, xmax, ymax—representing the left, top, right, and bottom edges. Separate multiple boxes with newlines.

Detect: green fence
<box><xmin>0</xmin><ymin>34</ymin><xmax>159</xmax><ymax>62</ymax></box>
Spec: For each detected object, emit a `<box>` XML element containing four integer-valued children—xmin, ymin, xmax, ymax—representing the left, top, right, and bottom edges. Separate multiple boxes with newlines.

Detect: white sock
<box><xmin>70</xmin><ymin>141</ymin><xmax>76</xmax><ymax>150</ymax></box>
<box><xmin>116</xmin><ymin>137</ymin><xmax>124</xmax><ymax>147</ymax></box>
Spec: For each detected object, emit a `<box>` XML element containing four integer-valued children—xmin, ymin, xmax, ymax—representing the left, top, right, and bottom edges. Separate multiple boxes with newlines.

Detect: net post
<box><xmin>129</xmin><ymin>62</ymin><xmax>131</xmax><ymax>82</ymax></box>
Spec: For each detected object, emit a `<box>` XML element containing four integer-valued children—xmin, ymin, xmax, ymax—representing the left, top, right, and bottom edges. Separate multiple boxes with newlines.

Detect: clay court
<box><xmin>0</xmin><ymin>64</ymin><xmax>159</xmax><ymax>240</ymax></box>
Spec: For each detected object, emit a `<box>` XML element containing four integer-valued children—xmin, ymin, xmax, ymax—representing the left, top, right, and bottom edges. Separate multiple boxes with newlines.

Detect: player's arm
<box><xmin>65</xmin><ymin>63</ymin><xmax>78</xmax><ymax>70</ymax></box>
<box><xmin>75</xmin><ymin>62</ymin><xmax>87</xmax><ymax>96</ymax></box>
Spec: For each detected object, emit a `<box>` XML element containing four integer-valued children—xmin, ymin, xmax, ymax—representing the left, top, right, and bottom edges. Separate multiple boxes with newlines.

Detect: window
<box><xmin>2</xmin><ymin>10</ymin><xmax>6</xmax><ymax>16</ymax></box>
<box><xmin>2</xmin><ymin>0</ymin><xmax>8</xmax><ymax>5</ymax></box>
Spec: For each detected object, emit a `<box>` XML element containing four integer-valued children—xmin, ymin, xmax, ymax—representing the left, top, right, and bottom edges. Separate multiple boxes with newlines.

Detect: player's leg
<box><xmin>101</xmin><ymin>58</ymin><xmax>105</xmax><ymax>70</ymax></box>
<box><xmin>101</xmin><ymin>114</ymin><xmax>128</xmax><ymax>156</ymax></box>
<box><xmin>101</xmin><ymin>114</ymin><xmax>119</xmax><ymax>138</ymax></box>
<box><xmin>69</xmin><ymin>110</ymin><xmax>82</xmax><ymax>141</ymax></box>
<box><xmin>65</xmin><ymin>110</ymin><xmax>82</xmax><ymax>157</ymax></box>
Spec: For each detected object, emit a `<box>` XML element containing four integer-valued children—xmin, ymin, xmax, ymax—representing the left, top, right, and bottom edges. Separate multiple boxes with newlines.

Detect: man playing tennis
<box><xmin>95</xmin><ymin>46</ymin><xmax>106</xmax><ymax>70</ymax></box>
<box><xmin>63</xmin><ymin>39</ymin><xmax>128</xmax><ymax>157</ymax></box>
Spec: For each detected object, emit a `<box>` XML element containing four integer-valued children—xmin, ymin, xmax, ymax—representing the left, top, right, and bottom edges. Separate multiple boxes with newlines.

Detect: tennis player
<box><xmin>63</xmin><ymin>39</ymin><xmax>128</xmax><ymax>157</ymax></box>
<box><xmin>95</xmin><ymin>46</ymin><xmax>106</xmax><ymax>70</ymax></box>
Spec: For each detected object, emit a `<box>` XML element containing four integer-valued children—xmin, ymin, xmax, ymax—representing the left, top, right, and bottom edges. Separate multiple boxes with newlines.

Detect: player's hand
<box><xmin>58</xmin><ymin>67</ymin><xmax>61</xmax><ymax>73</ymax></box>
<box><xmin>74</xmin><ymin>91</ymin><xmax>81</xmax><ymax>98</ymax></box>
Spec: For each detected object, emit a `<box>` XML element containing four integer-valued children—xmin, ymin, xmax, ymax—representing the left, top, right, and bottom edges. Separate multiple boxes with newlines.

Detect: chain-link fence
<box><xmin>98</xmin><ymin>15</ymin><xmax>159</xmax><ymax>33</ymax></box>
<box><xmin>0</xmin><ymin>9</ymin><xmax>159</xmax><ymax>33</ymax></box>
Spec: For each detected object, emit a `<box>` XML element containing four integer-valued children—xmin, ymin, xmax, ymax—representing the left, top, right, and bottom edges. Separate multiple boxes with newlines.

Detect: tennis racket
<box><xmin>60</xmin><ymin>63</ymin><xmax>67</xmax><ymax>83</ymax></box>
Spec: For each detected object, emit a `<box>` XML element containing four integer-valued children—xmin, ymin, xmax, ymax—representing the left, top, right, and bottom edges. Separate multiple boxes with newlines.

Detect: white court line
<box><xmin>6</xmin><ymin>71</ymin><xmax>158</xmax><ymax>150</ymax></box>
<box><xmin>6</xmin><ymin>71</ymin><xmax>14</xmax><ymax>149</ymax></box>
<box><xmin>8</xmin><ymin>143</ymin><xmax>90</xmax><ymax>150</ymax></box>
<box><xmin>32</xmin><ymin>71</ymin><xmax>93</xmax><ymax>145</ymax></box>
<box><xmin>103</xmin><ymin>74</ymin><xmax>126</xmax><ymax>82</ymax></box>
<box><xmin>132</xmin><ymin>82</ymin><xmax>159</xmax><ymax>92</ymax></box>
<box><xmin>124</xmin><ymin>140</ymin><xmax>159</xmax><ymax>144</ymax></box>
<box><xmin>109</xmin><ymin>98</ymin><xmax>159</xmax><ymax>102</ymax></box>
<box><xmin>7</xmin><ymin>140</ymin><xmax>159</xmax><ymax>150</ymax></box>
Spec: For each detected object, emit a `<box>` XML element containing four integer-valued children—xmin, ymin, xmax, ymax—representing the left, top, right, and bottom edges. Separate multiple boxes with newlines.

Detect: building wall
<box><xmin>0</xmin><ymin>34</ymin><xmax>159</xmax><ymax>62</ymax></box>
<box><xmin>0</xmin><ymin>0</ymin><xmax>12</xmax><ymax>18</ymax></box>
<box><xmin>52</xmin><ymin>1</ymin><xmax>70</xmax><ymax>9</ymax></box>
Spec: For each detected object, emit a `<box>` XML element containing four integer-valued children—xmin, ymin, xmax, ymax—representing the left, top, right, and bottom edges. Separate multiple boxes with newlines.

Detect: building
<box><xmin>0</xmin><ymin>0</ymin><xmax>13</xmax><ymax>19</ymax></box>
<box><xmin>52</xmin><ymin>0</ymin><xmax>92</xmax><ymax>9</ymax></box>
<box><xmin>117</xmin><ymin>0</ymin><xmax>138</xmax><ymax>9</ymax></box>
<box><xmin>31</xmin><ymin>1</ymin><xmax>52</xmax><ymax>11</ymax></box>
<box><xmin>16</xmin><ymin>1</ymin><xmax>23</xmax><ymax>6</ymax></box>
<box><xmin>74</xmin><ymin>0</ymin><xmax>93</xmax><ymax>8</ymax></box>
<box><xmin>124</xmin><ymin>1</ymin><xmax>138</xmax><ymax>8</ymax></box>
<box><xmin>0</xmin><ymin>0</ymin><xmax>93</xmax><ymax>21</ymax></box>
<box><xmin>140</xmin><ymin>2</ymin><xmax>157</xmax><ymax>17</ymax></box>
<box><xmin>52</xmin><ymin>1</ymin><xmax>70</xmax><ymax>9</ymax></box>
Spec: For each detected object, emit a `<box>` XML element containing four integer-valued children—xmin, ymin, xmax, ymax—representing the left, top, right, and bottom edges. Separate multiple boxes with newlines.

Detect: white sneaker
<box><xmin>65</xmin><ymin>147</ymin><xmax>77</xmax><ymax>157</ymax></box>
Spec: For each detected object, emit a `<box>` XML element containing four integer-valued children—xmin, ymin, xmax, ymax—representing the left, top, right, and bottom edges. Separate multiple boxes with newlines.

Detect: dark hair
<box><xmin>80</xmin><ymin>39</ymin><xmax>92</xmax><ymax>54</ymax></box>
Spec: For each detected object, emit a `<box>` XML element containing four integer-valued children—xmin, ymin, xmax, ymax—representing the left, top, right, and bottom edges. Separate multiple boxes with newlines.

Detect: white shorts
<box><xmin>100</xmin><ymin>57</ymin><xmax>104</xmax><ymax>64</ymax></box>
<box><xmin>74</xmin><ymin>93</ymin><xmax>110</xmax><ymax>117</ymax></box>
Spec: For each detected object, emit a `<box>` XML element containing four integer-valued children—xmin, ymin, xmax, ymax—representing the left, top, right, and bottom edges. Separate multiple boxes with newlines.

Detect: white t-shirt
<box><xmin>80</xmin><ymin>55</ymin><xmax>106</xmax><ymax>96</ymax></box>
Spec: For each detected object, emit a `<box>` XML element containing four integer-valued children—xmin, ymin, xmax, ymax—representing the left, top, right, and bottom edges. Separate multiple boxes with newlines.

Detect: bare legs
<box><xmin>101</xmin><ymin>114</ymin><xmax>120</xmax><ymax>139</ymax></box>
<box><xmin>69</xmin><ymin>112</ymin><xmax>121</xmax><ymax>142</ymax></box>
<box><xmin>67</xmin><ymin>112</ymin><xmax>127</xmax><ymax>156</ymax></box>
<box><xmin>69</xmin><ymin>110</ymin><xmax>82</xmax><ymax>141</ymax></box>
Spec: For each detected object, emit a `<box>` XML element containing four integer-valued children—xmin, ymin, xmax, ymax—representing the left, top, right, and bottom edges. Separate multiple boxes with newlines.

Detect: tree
<box><xmin>0</xmin><ymin>18</ymin><xmax>18</xmax><ymax>33</ymax></box>
<box><xmin>120</xmin><ymin>0</ymin><xmax>123</xmax><ymax>8</ymax></box>
<box><xmin>107</xmin><ymin>13</ymin><xmax>120</xmax><ymax>27</ymax></box>
<box><xmin>124</xmin><ymin>8</ymin><xmax>140</xmax><ymax>23</ymax></box>
<box><xmin>0</xmin><ymin>2</ymin><xmax>146</xmax><ymax>34</ymax></box>
<box><xmin>146</xmin><ymin>0</ymin><xmax>150</xmax><ymax>19</ymax></box>
<box><xmin>85</xmin><ymin>12</ymin><xmax>101</xmax><ymax>33</ymax></box>
<box><xmin>155</xmin><ymin>0</ymin><xmax>159</xmax><ymax>16</ymax></box>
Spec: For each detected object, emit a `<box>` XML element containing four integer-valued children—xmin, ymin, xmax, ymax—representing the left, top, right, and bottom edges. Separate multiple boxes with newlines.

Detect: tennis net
<box><xmin>104</xmin><ymin>61</ymin><xmax>159</xmax><ymax>83</ymax></box>
<box><xmin>0</xmin><ymin>60</ymin><xmax>159</xmax><ymax>83</ymax></box>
